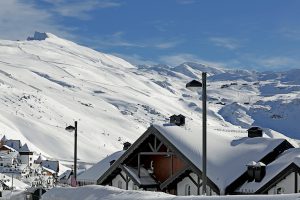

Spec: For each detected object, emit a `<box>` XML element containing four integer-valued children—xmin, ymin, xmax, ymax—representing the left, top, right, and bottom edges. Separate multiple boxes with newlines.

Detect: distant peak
<box><xmin>27</xmin><ymin>31</ymin><xmax>49</xmax><ymax>41</ymax></box>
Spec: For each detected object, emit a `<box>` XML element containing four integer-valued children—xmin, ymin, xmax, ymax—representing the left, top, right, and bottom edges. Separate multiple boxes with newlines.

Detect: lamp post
<box><xmin>65</xmin><ymin>121</ymin><xmax>77</xmax><ymax>186</ymax></box>
<box><xmin>186</xmin><ymin>72</ymin><xmax>207</xmax><ymax>195</ymax></box>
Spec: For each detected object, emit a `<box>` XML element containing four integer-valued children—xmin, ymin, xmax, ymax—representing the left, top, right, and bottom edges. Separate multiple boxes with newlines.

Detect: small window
<box><xmin>185</xmin><ymin>184</ymin><xmax>191</xmax><ymax>196</ymax></box>
<box><xmin>276</xmin><ymin>187</ymin><xmax>283</xmax><ymax>194</ymax></box>
<box><xmin>118</xmin><ymin>180</ymin><xmax>123</xmax><ymax>189</ymax></box>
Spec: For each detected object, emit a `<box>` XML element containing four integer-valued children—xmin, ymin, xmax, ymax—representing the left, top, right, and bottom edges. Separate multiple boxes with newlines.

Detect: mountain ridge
<box><xmin>0</xmin><ymin>32</ymin><xmax>299</xmax><ymax>166</ymax></box>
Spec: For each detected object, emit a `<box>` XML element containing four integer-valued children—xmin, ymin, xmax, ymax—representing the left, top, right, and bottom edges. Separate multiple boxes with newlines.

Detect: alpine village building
<box><xmin>79</xmin><ymin>114</ymin><xmax>300</xmax><ymax>196</ymax></box>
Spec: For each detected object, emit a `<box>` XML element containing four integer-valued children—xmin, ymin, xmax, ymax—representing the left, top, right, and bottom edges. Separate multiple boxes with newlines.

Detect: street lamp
<box><xmin>65</xmin><ymin>121</ymin><xmax>77</xmax><ymax>187</ymax></box>
<box><xmin>186</xmin><ymin>72</ymin><xmax>207</xmax><ymax>195</ymax></box>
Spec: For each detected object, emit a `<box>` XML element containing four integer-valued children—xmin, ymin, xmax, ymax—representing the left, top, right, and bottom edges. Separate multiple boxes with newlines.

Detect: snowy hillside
<box><xmin>0</xmin><ymin>32</ymin><xmax>299</xmax><ymax>167</ymax></box>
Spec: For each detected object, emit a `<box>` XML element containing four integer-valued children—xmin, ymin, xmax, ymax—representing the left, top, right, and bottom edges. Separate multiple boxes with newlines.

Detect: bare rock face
<box><xmin>27</xmin><ymin>31</ymin><xmax>49</xmax><ymax>41</ymax></box>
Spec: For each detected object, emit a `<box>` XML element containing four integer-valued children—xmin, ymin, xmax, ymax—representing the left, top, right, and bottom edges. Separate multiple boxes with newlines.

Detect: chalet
<box><xmin>96</xmin><ymin>120</ymin><xmax>294</xmax><ymax>195</ymax></box>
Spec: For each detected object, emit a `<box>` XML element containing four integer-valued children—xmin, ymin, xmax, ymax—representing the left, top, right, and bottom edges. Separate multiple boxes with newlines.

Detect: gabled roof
<box><xmin>0</xmin><ymin>145</ymin><xmax>16</xmax><ymax>152</ymax></box>
<box><xmin>153</xmin><ymin>123</ymin><xmax>287</xmax><ymax>193</ymax></box>
<box><xmin>19</xmin><ymin>143</ymin><xmax>31</xmax><ymax>153</ymax></box>
<box><xmin>5</xmin><ymin>140</ymin><xmax>22</xmax><ymax>151</ymax></box>
<box><xmin>42</xmin><ymin>166</ymin><xmax>57</xmax><ymax>174</ymax></box>
<box><xmin>77</xmin><ymin>151</ymin><xmax>124</xmax><ymax>183</ymax></box>
<box><xmin>97</xmin><ymin>123</ymin><xmax>290</xmax><ymax>194</ymax></box>
<box><xmin>41</xmin><ymin>160</ymin><xmax>59</xmax><ymax>172</ymax></box>
<box><xmin>58</xmin><ymin>169</ymin><xmax>72</xmax><ymax>181</ymax></box>
<box><xmin>237</xmin><ymin>148</ymin><xmax>300</xmax><ymax>193</ymax></box>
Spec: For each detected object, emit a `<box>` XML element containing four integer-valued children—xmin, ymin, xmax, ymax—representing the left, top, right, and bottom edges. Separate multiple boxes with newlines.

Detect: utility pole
<box><xmin>202</xmin><ymin>72</ymin><xmax>207</xmax><ymax>195</ymax></box>
<box><xmin>74</xmin><ymin>121</ymin><xmax>77</xmax><ymax>182</ymax></box>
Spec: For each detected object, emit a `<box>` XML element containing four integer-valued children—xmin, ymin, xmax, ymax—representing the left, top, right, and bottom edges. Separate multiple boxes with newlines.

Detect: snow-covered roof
<box><xmin>58</xmin><ymin>169</ymin><xmax>72</xmax><ymax>181</ymax></box>
<box><xmin>0</xmin><ymin>173</ymin><xmax>30</xmax><ymax>190</ymax></box>
<box><xmin>237</xmin><ymin>148</ymin><xmax>300</xmax><ymax>193</ymax></box>
<box><xmin>41</xmin><ymin>160</ymin><xmax>59</xmax><ymax>172</ymax></box>
<box><xmin>42</xmin><ymin>166</ymin><xmax>57</xmax><ymax>174</ymax></box>
<box><xmin>5</xmin><ymin>140</ymin><xmax>21</xmax><ymax>151</ymax></box>
<box><xmin>1</xmin><ymin>145</ymin><xmax>17</xmax><ymax>152</ymax></box>
<box><xmin>0</xmin><ymin>151</ymin><xmax>19</xmax><ymax>159</ymax></box>
<box><xmin>77</xmin><ymin>151</ymin><xmax>124</xmax><ymax>183</ymax></box>
<box><xmin>153</xmin><ymin>123</ymin><xmax>286</xmax><ymax>193</ymax></box>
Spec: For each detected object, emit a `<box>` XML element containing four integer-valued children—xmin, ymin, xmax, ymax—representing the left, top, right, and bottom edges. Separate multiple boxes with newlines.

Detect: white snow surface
<box><xmin>41</xmin><ymin>185</ymin><xmax>300</xmax><ymax>200</ymax></box>
<box><xmin>77</xmin><ymin>150</ymin><xmax>124</xmax><ymax>183</ymax></box>
<box><xmin>0</xmin><ymin>32</ymin><xmax>300</xmax><ymax>168</ymax></box>
<box><xmin>154</xmin><ymin>123</ymin><xmax>286</xmax><ymax>192</ymax></box>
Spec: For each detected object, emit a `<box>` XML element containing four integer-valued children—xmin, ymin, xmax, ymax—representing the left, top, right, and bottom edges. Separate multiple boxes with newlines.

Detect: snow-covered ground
<box><xmin>41</xmin><ymin>185</ymin><xmax>300</xmax><ymax>200</ymax></box>
<box><xmin>0</xmin><ymin>32</ymin><xmax>300</xmax><ymax>168</ymax></box>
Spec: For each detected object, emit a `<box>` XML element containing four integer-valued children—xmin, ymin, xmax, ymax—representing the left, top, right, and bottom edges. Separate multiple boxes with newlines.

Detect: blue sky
<box><xmin>0</xmin><ymin>0</ymin><xmax>299</xmax><ymax>71</ymax></box>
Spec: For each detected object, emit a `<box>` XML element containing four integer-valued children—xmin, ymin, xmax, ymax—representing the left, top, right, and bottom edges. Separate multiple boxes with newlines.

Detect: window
<box><xmin>118</xmin><ymin>180</ymin><xmax>123</xmax><ymax>189</ymax></box>
<box><xmin>276</xmin><ymin>187</ymin><xmax>283</xmax><ymax>194</ymax></box>
<box><xmin>185</xmin><ymin>184</ymin><xmax>191</xmax><ymax>196</ymax></box>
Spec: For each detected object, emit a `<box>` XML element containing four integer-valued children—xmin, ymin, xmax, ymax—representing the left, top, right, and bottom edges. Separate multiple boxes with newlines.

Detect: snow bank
<box><xmin>41</xmin><ymin>185</ymin><xmax>300</xmax><ymax>200</ymax></box>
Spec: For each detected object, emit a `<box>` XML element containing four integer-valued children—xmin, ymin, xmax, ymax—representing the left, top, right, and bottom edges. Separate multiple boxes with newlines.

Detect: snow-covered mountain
<box><xmin>0</xmin><ymin>32</ymin><xmax>299</xmax><ymax>167</ymax></box>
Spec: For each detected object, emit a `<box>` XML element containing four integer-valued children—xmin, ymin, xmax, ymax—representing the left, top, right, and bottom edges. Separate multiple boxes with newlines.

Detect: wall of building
<box><xmin>267</xmin><ymin>172</ymin><xmax>296</xmax><ymax>194</ymax></box>
<box><xmin>20</xmin><ymin>154</ymin><xmax>33</xmax><ymax>166</ymax></box>
<box><xmin>177</xmin><ymin>173</ymin><xmax>217</xmax><ymax>196</ymax></box>
<box><xmin>111</xmin><ymin>171</ymin><xmax>137</xmax><ymax>190</ymax></box>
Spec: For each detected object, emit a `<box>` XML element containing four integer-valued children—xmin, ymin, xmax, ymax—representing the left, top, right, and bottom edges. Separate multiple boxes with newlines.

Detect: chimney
<box><xmin>247</xmin><ymin>127</ymin><xmax>263</xmax><ymax>138</ymax></box>
<box><xmin>123</xmin><ymin>142</ymin><xmax>131</xmax><ymax>150</ymax></box>
<box><xmin>254</xmin><ymin>162</ymin><xmax>266</xmax><ymax>182</ymax></box>
<box><xmin>170</xmin><ymin>114</ymin><xmax>185</xmax><ymax>126</ymax></box>
<box><xmin>246</xmin><ymin>161</ymin><xmax>256</xmax><ymax>182</ymax></box>
<box><xmin>109</xmin><ymin>160</ymin><xmax>116</xmax><ymax>166</ymax></box>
